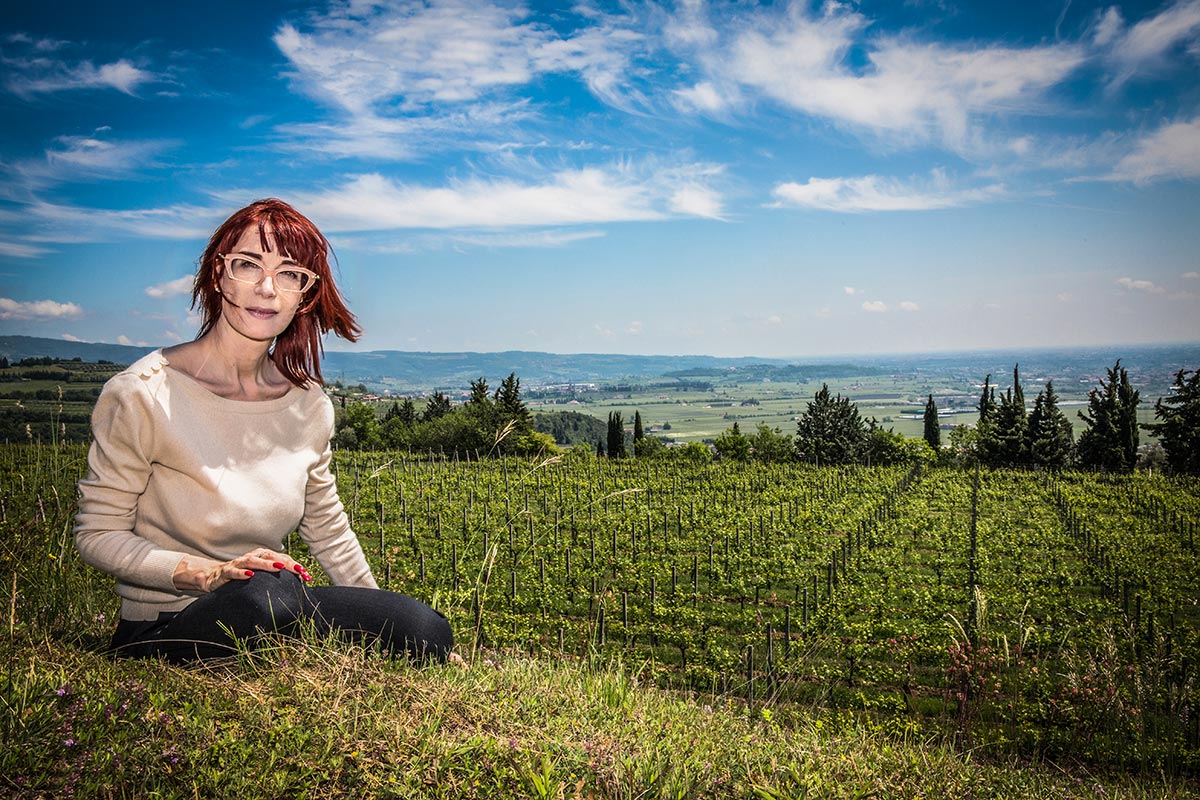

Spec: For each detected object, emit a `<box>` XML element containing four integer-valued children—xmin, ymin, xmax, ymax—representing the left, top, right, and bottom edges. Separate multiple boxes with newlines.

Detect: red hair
<box><xmin>192</xmin><ymin>198</ymin><xmax>361</xmax><ymax>387</ymax></box>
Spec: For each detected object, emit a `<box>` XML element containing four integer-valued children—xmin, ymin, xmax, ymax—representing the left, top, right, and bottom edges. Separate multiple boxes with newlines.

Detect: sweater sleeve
<box><xmin>298</xmin><ymin>407</ymin><xmax>378</xmax><ymax>589</ymax></box>
<box><xmin>73</xmin><ymin>373</ymin><xmax>187</xmax><ymax>592</ymax></box>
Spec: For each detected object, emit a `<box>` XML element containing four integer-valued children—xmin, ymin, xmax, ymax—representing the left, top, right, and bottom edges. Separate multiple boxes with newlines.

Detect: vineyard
<box><xmin>5</xmin><ymin>442</ymin><xmax>1199</xmax><ymax>774</ymax></box>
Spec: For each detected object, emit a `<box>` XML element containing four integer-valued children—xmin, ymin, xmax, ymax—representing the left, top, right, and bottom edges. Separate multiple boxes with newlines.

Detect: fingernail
<box><xmin>245</xmin><ymin>570</ymin><xmax>254</xmax><ymax>577</ymax></box>
<box><xmin>293</xmin><ymin>564</ymin><xmax>303</xmax><ymax>573</ymax></box>
<box><xmin>273</xmin><ymin>562</ymin><xmax>285</xmax><ymax>569</ymax></box>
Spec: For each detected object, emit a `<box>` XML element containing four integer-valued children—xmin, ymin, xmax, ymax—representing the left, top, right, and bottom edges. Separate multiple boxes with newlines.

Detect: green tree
<box><xmin>423</xmin><ymin>391</ymin><xmax>452</xmax><ymax>422</ymax></box>
<box><xmin>633</xmin><ymin>411</ymin><xmax>645</xmax><ymax>447</ymax></box>
<box><xmin>336</xmin><ymin>402</ymin><xmax>381</xmax><ymax>450</ymax></box>
<box><xmin>713</xmin><ymin>421</ymin><xmax>751</xmax><ymax>461</ymax></box>
<box><xmin>397</xmin><ymin>397</ymin><xmax>417</xmax><ymax>425</ymax></box>
<box><xmin>606</xmin><ymin>411</ymin><xmax>627</xmax><ymax>458</ymax></box>
<box><xmin>1077</xmin><ymin>360</ymin><xmax>1140</xmax><ymax>472</ymax></box>
<box><xmin>864</xmin><ymin>425</ymin><xmax>910</xmax><ymax>466</ymax></box>
<box><xmin>494</xmin><ymin>372</ymin><xmax>530</xmax><ymax>424</ymax></box>
<box><xmin>992</xmin><ymin>364</ymin><xmax>1030</xmax><ymax>467</ymax></box>
<box><xmin>794</xmin><ymin>383</ymin><xmax>867</xmax><ymax>466</ymax></box>
<box><xmin>1028</xmin><ymin>380</ymin><xmax>1073</xmax><ymax>469</ymax></box>
<box><xmin>748</xmin><ymin>423</ymin><xmax>794</xmax><ymax>463</ymax></box>
<box><xmin>468</xmin><ymin>377</ymin><xmax>490</xmax><ymax>406</ymax></box>
<box><xmin>922</xmin><ymin>394</ymin><xmax>941</xmax><ymax>451</ymax></box>
<box><xmin>975</xmin><ymin>374</ymin><xmax>998</xmax><ymax>462</ymax></box>
<box><xmin>675</xmin><ymin>441</ymin><xmax>712</xmax><ymax>464</ymax></box>
<box><xmin>1142</xmin><ymin>367</ymin><xmax>1200</xmax><ymax>474</ymax></box>
<box><xmin>637</xmin><ymin>435</ymin><xmax>666</xmax><ymax>458</ymax></box>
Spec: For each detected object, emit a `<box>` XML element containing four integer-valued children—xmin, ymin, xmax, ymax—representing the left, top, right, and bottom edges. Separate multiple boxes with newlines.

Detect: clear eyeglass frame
<box><xmin>218</xmin><ymin>253</ymin><xmax>320</xmax><ymax>294</ymax></box>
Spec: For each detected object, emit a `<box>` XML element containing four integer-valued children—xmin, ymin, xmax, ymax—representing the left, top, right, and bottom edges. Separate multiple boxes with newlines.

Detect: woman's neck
<box><xmin>167</xmin><ymin>324</ymin><xmax>291</xmax><ymax>401</ymax></box>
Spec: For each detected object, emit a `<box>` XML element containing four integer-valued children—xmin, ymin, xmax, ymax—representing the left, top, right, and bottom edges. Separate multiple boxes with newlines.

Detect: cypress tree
<box><xmin>1077</xmin><ymin>360</ymin><xmax>1140</xmax><ymax>471</ymax></box>
<box><xmin>607</xmin><ymin>411</ymin><xmax>627</xmax><ymax>458</ymax></box>
<box><xmin>922</xmin><ymin>394</ymin><xmax>941</xmax><ymax>450</ymax></box>
<box><xmin>1028</xmin><ymin>380</ymin><xmax>1073</xmax><ymax>469</ymax></box>
<box><xmin>976</xmin><ymin>374</ymin><xmax>998</xmax><ymax>464</ymax></box>
<box><xmin>993</xmin><ymin>364</ymin><xmax>1030</xmax><ymax>467</ymax></box>
<box><xmin>1142</xmin><ymin>367</ymin><xmax>1200</xmax><ymax>474</ymax></box>
<box><xmin>633</xmin><ymin>410</ymin><xmax>645</xmax><ymax>444</ymax></box>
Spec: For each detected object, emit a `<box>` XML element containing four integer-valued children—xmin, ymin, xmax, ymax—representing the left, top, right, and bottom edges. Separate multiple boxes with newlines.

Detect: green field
<box><xmin>531</xmin><ymin>377</ymin><xmax>1163</xmax><ymax>443</ymax></box>
<box><xmin>5</xmin><ymin>441</ymin><xmax>1200</xmax><ymax>796</ymax></box>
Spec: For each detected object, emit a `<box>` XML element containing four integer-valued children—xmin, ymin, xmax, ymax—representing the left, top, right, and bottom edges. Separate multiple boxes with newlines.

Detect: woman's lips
<box><xmin>246</xmin><ymin>307</ymin><xmax>277</xmax><ymax>319</ymax></box>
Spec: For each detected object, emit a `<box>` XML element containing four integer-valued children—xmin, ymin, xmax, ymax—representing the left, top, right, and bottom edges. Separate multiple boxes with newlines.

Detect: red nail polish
<box><xmin>293</xmin><ymin>564</ymin><xmax>303</xmax><ymax>573</ymax></box>
<box><xmin>245</xmin><ymin>570</ymin><xmax>254</xmax><ymax>577</ymax></box>
<box><xmin>273</xmin><ymin>562</ymin><xmax>285</xmax><ymax>569</ymax></box>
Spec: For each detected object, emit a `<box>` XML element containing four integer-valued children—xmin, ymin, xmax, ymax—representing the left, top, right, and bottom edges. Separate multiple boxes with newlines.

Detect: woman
<box><xmin>74</xmin><ymin>198</ymin><xmax>455</xmax><ymax>665</ymax></box>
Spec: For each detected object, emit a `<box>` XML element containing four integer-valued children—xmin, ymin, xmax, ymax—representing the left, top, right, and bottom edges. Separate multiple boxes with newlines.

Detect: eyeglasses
<box><xmin>219</xmin><ymin>253</ymin><xmax>319</xmax><ymax>294</ymax></box>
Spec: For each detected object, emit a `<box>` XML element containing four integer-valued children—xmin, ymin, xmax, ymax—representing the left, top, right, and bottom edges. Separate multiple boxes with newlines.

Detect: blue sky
<box><xmin>1</xmin><ymin>0</ymin><xmax>1197</xmax><ymax>358</ymax></box>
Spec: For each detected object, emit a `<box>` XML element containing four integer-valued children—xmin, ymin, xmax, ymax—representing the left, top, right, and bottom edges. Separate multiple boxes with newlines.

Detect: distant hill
<box><xmin>3</xmin><ymin>334</ymin><xmax>1195</xmax><ymax>395</ymax></box>
<box><xmin>0</xmin><ymin>335</ymin><xmax>793</xmax><ymax>391</ymax></box>
<box><xmin>0</xmin><ymin>336</ymin><xmax>155</xmax><ymax>365</ymax></box>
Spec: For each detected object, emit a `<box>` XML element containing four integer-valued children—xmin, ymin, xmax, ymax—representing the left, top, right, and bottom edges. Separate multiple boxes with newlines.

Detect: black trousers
<box><xmin>110</xmin><ymin>570</ymin><xmax>453</xmax><ymax>665</ymax></box>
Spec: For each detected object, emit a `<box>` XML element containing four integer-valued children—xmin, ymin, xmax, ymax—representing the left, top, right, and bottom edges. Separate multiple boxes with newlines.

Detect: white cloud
<box><xmin>626</xmin><ymin>320</ymin><xmax>643</xmax><ymax>335</ymax></box>
<box><xmin>14</xmin><ymin>200</ymin><xmax>216</xmax><ymax>243</ymax></box>
<box><xmin>0</xmin><ymin>297</ymin><xmax>83</xmax><ymax>320</ymax></box>
<box><xmin>272</xmin><ymin>165</ymin><xmax>722</xmax><ymax>231</ymax></box>
<box><xmin>60</xmin><ymin>333</ymin><xmax>85</xmax><ymax>342</ymax></box>
<box><xmin>772</xmin><ymin>171</ymin><xmax>1004</xmax><ymax>212</ymax></box>
<box><xmin>145</xmin><ymin>276</ymin><xmax>194</xmax><ymax>299</ymax></box>
<box><xmin>670</xmin><ymin>3</ymin><xmax>1085</xmax><ymax>151</ymax></box>
<box><xmin>843</xmin><ymin>286</ymin><xmax>861</xmax><ymax>295</ymax></box>
<box><xmin>594</xmin><ymin>323</ymin><xmax>615</xmax><ymax>338</ymax></box>
<box><xmin>5</xmin><ymin>50</ymin><xmax>155</xmax><ymax>97</ymax></box>
<box><xmin>0</xmin><ymin>240</ymin><xmax>50</xmax><ymax>258</ymax></box>
<box><xmin>1105</xmin><ymin>117</ymin><xmax>1200</xmax><ymax>183</ymax></box>
<box><xmin>898</xmin><ymin>301</ymin><xmax>920</xmax><ymax>312</ymax></box>
<box><xmin>669</xmin><ymin>184</ymin><xmax>725</xmax><ymax>219</ymax></box>
<box><xmin>447</xmin><ymin>229</ymin><xmax>605</xmax><ymax>249</ymax></box>
<box><xmin>117</xmin><ymin>335</ymin><xmax>133</xmax><ymax>346</ymax></box>
<box><xmin>1117</xmin><ymin>276</ymin><xmax>1166</xmax><ymax>293</ymax></box>
<box><xmin>271</xmin><ymin>0</ymin><xmax>647</xmax><ymax>155</ymax></box>
<box><xmin>862</xmin><ymin>300</ymin><xmax>888</xmax><ymax>312</ymax></box>
<box><xmin>1183</xmin><ymin>271</ymin><xmax>1200</xmax><ymax>279</ymax></box>
<box><xmin>1096</xmin><ymin>0</ymin><xmax>1200</xmax><ymax>86</ymax></box>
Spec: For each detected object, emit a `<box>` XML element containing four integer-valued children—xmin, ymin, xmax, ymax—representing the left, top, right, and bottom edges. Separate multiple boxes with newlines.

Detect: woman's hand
<box><xmin>173</xmin><ymin>548</ymin><xmax>311</xmax><ymax>593</ymax></box>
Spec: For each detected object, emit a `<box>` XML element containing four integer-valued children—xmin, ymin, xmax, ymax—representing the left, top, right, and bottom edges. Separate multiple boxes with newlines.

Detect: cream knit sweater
<box><xmin>74</xmin><ymin>350</ymin><xmax>377</xmax><ymax>621</ymax></box>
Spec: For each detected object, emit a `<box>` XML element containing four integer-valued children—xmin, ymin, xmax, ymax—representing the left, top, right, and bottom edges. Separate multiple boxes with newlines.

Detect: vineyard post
<box><xmin>746</xmin><ymin>645</ymin><xmax>755</xmax><ymax>704</ymax></box>
<box><xmin>966</xmin><ymin>464</ymin><xmax>979</xmax><ymax>648</ymax></box>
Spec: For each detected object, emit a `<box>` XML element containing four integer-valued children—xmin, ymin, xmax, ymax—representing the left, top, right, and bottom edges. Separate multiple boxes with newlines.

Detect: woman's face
<box><xmin>216</xmin><ymin>225</ymin><xmax>308</xmax><ymax>343</ymax></box>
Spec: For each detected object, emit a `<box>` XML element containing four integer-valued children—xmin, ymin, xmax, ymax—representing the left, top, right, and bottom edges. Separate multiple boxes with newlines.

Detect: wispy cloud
<box><xmin>60</xmin><ymin>333</ymin><xmax>86</xmax><ymax>342</ymax></box>
<box><xmin>666</xmin><ymin>3</ymin><xmax>1085</xmax><ymax>151</ymax></box>
<box><xmin>271</xmin><ymin>0</ymin><xmax>646</xmax><ymax>157</ymax></box>
<box><xmin>0</xmin><ymin>297</ymin><xmax>83</xmax><ymax>320</ymax></box>
<box><xmin>771</xmin><ymin>170</ymin><xmax>1004</xmax><ymax>212</ymax></box>
<box><xmin>3</xmin><ymin>36</ymin><xmax>157</xmax><ymax>97</ymax></box>
<box><xmin>260</xmin><ymin>163</ymin><xmax>723</xmax><ymax>231</ymax></box>
<box><xmin>1116</xmin><ymin>276</ymin><xmax>1166</xmax><ymax>293</ymax></box>
<box><xmin>862</xmin><ymin>300</ymin><xmax>888</xmax><ymax>312</ymax></box>
<box><xmin>145</xmin><ymin>276</ymin><xmax>194</xmax><ymax>298</ymax></box>
<box><xmin>898</xmin><ymin>301</ymin><xmax>920</xmax><ymax>312</ymax></box>
<box><xmin>0</xmin><ymin>240</ymin><xmax>51</xmax><ymax>258</ymax></box>
<box><xmin>9</xmin><ymin>132</ymin><xmax>178</xmax><ymax>190</ymax></box>
<box><xmin>1104</xmin><ymin>116</ymin><xmax>1200</xmax><ymax>183</ymax></box>
<box><xmin>1094</xmin><ymin>0</ymin><xmax>1200</xmax><ymax>87</ymax></box>
<box><xmin>446</xmin><ymin>229</ymin><xmax>605</xmax><ymax>248</ymax></box>
<box><xmin>6</xmin><ymin>200</ymin><xmax>216</xmax><ymax>243</ymax></box>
